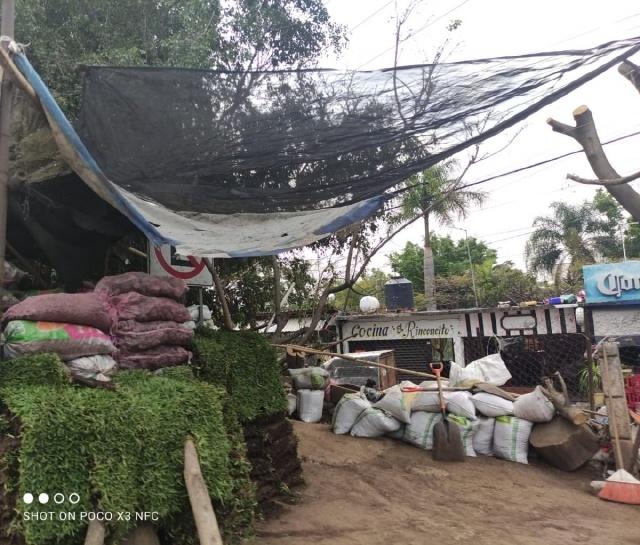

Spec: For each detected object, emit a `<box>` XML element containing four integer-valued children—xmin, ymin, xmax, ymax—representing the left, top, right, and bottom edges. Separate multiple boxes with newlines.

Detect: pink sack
<box><xmin>3</xmin><ymin>293</ymin><xmax>112</xmax><ymax>332</ymax></box>
<box><xmin>115</xmin><ymin>325</ymin><xmax>193</xmax><ymax>352</ymax></box>
<box><xmin>116</xmin><ymin>320</ymin><xmax>192</xmax><ymax>333</ymax></box>
<box><xmin>108</xmin><ymin>292</ymin><xmax>192</xmax><ymax>323</ymax></box>
<box><xmin>116</xmin><ymin>345</ymin><xmax>192</xmax><ymax>370</ymax></box>
<box><xmin>95</xmin><ymin>272</ymin><xmax>188</xmax><ymax>301</ymax></box>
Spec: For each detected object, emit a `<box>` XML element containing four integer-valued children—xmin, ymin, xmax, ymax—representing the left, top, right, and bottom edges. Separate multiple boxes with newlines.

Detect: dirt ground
<box><xmin>255</xmin><ymin>422</ymin><xmax>639</xmax><ymax>545</ymax></box>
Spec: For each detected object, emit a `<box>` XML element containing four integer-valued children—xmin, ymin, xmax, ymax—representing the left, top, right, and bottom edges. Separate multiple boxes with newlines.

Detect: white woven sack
<box><xmin>449</xmin><ymin>353</ymin><xmax>511</xmax><ymax>387</ymax></box>
<box><xmin>297</xmin><ymin>389</ymin><xmax>324</xmax><ymax>423</ymax></box>
<box><xmin>412</xmin><ymin>391</ymin><xmax>441</xmax><ymax>412</ymax></box>
<box><xmin>493</xmin><ymin>415</ymin><xmax>533</xmax><ymax>464</ymax></box>
<box><xmin>350</xmin><ymin>408</ymin><xmax>401</xmax><ymax>438</ymax></box>
<box><xmin>447</xmin><ymin>415</ymin><xmax>477</xmax><ymax>457</ymax></box>
<box><xmin>331</xmin><ymin>393</ymin><xmax>371</xmax><ymax>434</ymax></box>
<box><xmin>404</xmin><ymin>411</ymin><xmax>443</xmax><ymax>450</ymax></box>
<box><xmin>373</xmin><ymin>382</ymin><xmax>417</xmax><ymax>424</ymax></box>
<box><xmin>387</xmin><ymin>424</ymin><xmax>406</xmax><ymax>440</ymax></box>
<box><xmin>472</xmin><ymin>392</ymin><xmax>514</xmax><ymax>417</ymax></box>
<box><xmin>513</xmin><ymin>386</ymin><xmax>555</xmax><ymax>422</ymax></box>
<box><xmin>446</xmin><ymin>391</ymin><xmax>476</xmax><ymax>420</ymax></box>
<box><xmin>473</xmin><ymin>416</ymin><xmax>495</xmax><ymax>456</ymax></box>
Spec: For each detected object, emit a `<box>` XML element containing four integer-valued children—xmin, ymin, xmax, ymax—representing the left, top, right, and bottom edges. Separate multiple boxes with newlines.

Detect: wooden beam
<box><xmin>599</xmin><ymin>342</ymin><xmax>634</xmax><ymax>469</ymax></box>
<box><xmin>0</xmin><ymin>0</ymin><xmax>16</xmax><ymax>285</ymax></box>
<box><xmin>83</xmin><ymin>520</ymin><xmax>105</xmax><ymax>545</ymax></box>
<box><xmin>184</xmin><ymin>437</ymin><xmax>224</xmax><ymax>545</ymax></box>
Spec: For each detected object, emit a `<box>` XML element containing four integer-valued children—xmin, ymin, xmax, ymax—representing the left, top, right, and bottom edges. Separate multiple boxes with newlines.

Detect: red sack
<box><xmin>116</xmin><ymin>320</ymin><xmax>193</xmax><ymax>333</ymax></box>
<box><xmin>95</xmin><ymin>272</ymin><xmax>188</xmax><ymax>301</ymax></box>
<box><xmin>3</xmin><ymin>293</ymin><xmax>112</xmax><ymax>332</ymax></box>
<box><xmin>115</xmin><ymin>324</ymin><xmax>193</xmax><ymax>352</ymax></box>
<box><xmin>116</xmin><ymin>346</ymin><xmax>192</xmax><ymax>370</ymax></box>
<box><xmin>108</xmin><ymin>292</ymin><xmax>192</xmax><ymax>323</ymax></box>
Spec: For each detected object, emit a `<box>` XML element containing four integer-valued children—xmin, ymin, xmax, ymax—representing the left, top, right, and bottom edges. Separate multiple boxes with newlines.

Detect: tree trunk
<box><xmin>423</xmin><ymin>212</ymin><xmax>436</xmax><ymax>310</ymax></box>
<box><xmin>204</xmin><ymin>258</ymin><xmax>235</xmax><ymax>331</ymax></box>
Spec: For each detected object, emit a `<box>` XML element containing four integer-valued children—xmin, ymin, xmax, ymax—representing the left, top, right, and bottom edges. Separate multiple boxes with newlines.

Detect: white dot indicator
<box><xmin>23</xmin><ymin>493</ymin><xmax>33</xmax><ymax>504</ymax></box>
<box><xmin>38</xmin><ymin>493</ymin><xmax>49</xmax><ymax>504</ymax></box>
<box><xmin>69</xmin><ymin>493</ymin><xmax>80</xmax><ymax>504</ymax></box>
<box><xmin>53</xmin><ymin>493</ymin><xmax>65</xmax><ymax>504</ymax></box>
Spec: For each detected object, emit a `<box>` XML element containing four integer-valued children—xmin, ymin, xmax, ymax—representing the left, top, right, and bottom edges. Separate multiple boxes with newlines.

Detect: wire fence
<box><xmin>463</xmin><ymin>333</ymin><xmax>592</xmax><ymax>402</ymax></box>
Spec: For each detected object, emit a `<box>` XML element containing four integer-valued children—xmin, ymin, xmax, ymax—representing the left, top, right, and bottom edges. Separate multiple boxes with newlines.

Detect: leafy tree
<box><xmin>389</xmin><ymin>235</ymin><xmax>496</xmax><ymax>292</ymax></box>
<box><xmin>392</xmin><ymin>163</ymin><xmax>486</xmax><ymax>309</ymax></box>
<box><xmin>14</xmin><ymin>0</ymin><xmax>345</xmax><ymax>113</ymax></box>
<box><xmin>525</xmin><ymin>197</ymin><xmax>636</xmax><ymax>290</ymax></box>
<box><xmin>332</xmin><ymin>268</ymin><xmax>389</xmax><ymax>312</ymax></box>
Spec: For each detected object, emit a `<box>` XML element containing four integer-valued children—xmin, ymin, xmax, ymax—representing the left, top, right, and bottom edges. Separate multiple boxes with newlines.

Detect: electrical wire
<box><xmin>386</xmin><ymin>128</ymin><xmax>640</xmax><ymax>202</ymax></box>
<box><xmin>357</xmin><ymin>0</ymin><xmax>472</xmax><ymax>68</ymax></box>
<box><xmin>350</xmin><ymin>0</ymin><xmax>395</xmax><ymax>32</ymax></box>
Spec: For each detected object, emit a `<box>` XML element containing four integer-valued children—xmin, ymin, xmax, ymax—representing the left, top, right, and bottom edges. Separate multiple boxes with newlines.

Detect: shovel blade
<box><xmin>432</xmin><ymin>420</ymin><xmax>465</xmax><ymax>462</ymax></box>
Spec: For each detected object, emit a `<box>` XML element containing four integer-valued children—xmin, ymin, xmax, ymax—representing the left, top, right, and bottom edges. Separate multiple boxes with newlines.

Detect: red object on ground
<box><xmin>625</xmin><ymin>375</ymin><xmax>640</xmax><ymax>410</ymax></box>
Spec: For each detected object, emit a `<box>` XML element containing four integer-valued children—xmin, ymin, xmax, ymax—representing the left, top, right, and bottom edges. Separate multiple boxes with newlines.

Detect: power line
<box><xmin>357</xmin><ymin>0</ymin><xmax>472</xmax><ymax>68</ymax></box>
<box><xmin>350</xmin><ymin>0</ymin><xmax>395</xmax><ymax>32</ymax></box>
<box><xmin>388</xmin><ymin>128</ymin><xmax>640</xmax><ymax>202</ymax></box>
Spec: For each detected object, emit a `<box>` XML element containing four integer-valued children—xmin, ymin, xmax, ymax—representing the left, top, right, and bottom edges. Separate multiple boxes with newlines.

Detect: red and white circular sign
<box><xmin>150</xmin><ymin>245</ymin><xmax>213</xmax><ymax>286</ymax></box>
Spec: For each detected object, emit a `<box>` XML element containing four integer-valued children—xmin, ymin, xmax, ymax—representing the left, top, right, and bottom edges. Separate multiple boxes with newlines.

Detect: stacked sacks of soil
<box><xmin>2</xmin><ymin>292</ymin><xmax>117</xmax><ymax>381</ymax></box>
<box><xmin>95</xmin><ymin>272</ymin><xmax>194</xmax><ymax>370</ymax></box>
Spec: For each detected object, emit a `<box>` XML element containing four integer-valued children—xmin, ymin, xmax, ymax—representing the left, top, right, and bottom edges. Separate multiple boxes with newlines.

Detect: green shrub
<box><xmin>0</xmin><ymin>356</ymin><xmax>255</xmax><ymax>545</ymax></box>
<box><xmin>193</xmin><ymin>330</ymin><xmax>287</xmax><ymax>423</ymax></box>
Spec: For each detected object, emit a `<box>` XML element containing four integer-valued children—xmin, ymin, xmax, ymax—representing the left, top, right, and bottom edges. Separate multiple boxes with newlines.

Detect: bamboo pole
<box><xmin>274</xmin><ymin>343</ymin><xmax>438</xmax><ymax>381</ymax></box>
<box><xmin>184</xmin><ymin>437</ymin><xmax>224</xmax><ymax>545</ymax></box>
<box><xmin>83</xmin><ymin>520</ymin><xmax>105</xmax><ymax>545</ymax></box>
<box><xmin>0</xmin><ymin>0</ymin><xmax>16</xmax><ymax>285</ymax></box>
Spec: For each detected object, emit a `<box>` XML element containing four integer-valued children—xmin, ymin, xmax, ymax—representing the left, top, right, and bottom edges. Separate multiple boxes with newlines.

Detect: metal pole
<box><xmin>621</xmin><ymin>225</ymin><xmax>628</xmax><ymax>261</ymax></box>
<box><xmin>0</xmin><ymin>0</ymin><xmax>15</xmax><ymax>286</ymax></box>
<box><xmin>463</xmin><ymin>228</ymin><xmax>479</xmax><ymax>307</ymax></box>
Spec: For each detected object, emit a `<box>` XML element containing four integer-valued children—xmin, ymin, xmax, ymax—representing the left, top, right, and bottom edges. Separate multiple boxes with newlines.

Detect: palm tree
<box><xmin>525</xmin><ymin>201</ymin><xmax>608</xmax><ymax>289</ymax></box>
<box><xmin>397</xmin><ymin>162</ymin><xmax>486</xmax><ymax>310</ymax></box>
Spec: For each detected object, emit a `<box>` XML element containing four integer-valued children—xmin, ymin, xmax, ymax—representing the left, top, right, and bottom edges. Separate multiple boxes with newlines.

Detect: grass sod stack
<box><xmin>192</xmin><ymin>330</ymin><xmax>303</xmax><ymax>510</ymax></box>
<box><xmin>0</xmin><ymin>354</ymin><xmax>256</xmax><ymax>545</ymax></box>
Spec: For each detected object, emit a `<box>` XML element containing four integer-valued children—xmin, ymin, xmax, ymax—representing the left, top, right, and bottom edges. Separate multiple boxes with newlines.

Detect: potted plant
<box><xmin>578</xmin><ymin>361</ymin><xmax>603</xmax><ymax>405</ymax></box>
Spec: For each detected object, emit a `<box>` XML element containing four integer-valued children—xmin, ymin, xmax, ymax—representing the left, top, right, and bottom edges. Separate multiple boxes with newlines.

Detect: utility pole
<box><xmin>0</xmin><ymin>0</ymin><xmax>15</xmax><ymax>285</ymax></box>
<box><xmin>453</xmin><ymin>226</ymin><xmax>479</xmax><ymax>308</ymax></box>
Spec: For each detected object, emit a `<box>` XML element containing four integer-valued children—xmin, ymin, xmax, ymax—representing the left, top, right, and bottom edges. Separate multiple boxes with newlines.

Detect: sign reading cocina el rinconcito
<box><xmin>583</xmin><ymin>261</ymin><xmax>640</xmax><ymax>304</ymax></box>
<box><xmin>349</xmin><ymin>319</ymin><xmax>460</xmax><ymax>340</ymax></box>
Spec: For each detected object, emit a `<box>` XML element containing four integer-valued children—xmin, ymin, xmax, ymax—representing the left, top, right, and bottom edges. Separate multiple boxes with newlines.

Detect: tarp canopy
<box><xmin>12</xmin><ymin>38</ymin><xmax>640</xmax><ymax>257</ymax></box>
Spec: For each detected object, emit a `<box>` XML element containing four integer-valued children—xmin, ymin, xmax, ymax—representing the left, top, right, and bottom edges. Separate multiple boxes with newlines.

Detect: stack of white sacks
<box><xmin>331</xmin><ymin>354</ymin><xmax>556</xmax><ymax>464</ymax></box>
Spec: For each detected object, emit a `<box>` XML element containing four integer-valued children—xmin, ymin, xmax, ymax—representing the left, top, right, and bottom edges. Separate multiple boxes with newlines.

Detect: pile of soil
<box><xmin>255</xmin><ymin>422</ymin><xmax>640</xmax><ymax>545</ymax></box>
<box><xmin>245</xmin><ymin>414</ymin><xmax>303</xmax><ymax>514</ymax></box>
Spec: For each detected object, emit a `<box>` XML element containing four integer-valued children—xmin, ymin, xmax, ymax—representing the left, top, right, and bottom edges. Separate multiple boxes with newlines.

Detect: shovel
<box><xmin>430</xmin><ymin>362</ymin><xmax>465</xmax><ymax>462</ymax></box>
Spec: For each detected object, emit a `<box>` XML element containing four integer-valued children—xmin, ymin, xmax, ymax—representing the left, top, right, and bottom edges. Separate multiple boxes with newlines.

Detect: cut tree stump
<box><xmin>530</xmin><ymin>416</ymin><xmax>599</xmax><ymax>471</ymax></box>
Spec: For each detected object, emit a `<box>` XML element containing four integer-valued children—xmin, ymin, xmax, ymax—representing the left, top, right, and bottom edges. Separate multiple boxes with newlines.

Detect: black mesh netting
<box><xmin>76</xmin><ymin>38</ymin><xmax>640</xmax><ymax>214</ymax></box>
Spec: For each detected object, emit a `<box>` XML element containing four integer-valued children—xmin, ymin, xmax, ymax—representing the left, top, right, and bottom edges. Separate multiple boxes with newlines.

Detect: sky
<box><xmin>319</xmin><ymin>0</ymin><xmax>640</xmax><ymax>272</ymax></box>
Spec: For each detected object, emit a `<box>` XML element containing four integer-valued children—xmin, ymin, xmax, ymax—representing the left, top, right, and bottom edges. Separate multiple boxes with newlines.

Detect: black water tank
<box><xmin>384</xmin><ymin>276</ymin><xmax>414</xmax><ymax>311</ymax></box>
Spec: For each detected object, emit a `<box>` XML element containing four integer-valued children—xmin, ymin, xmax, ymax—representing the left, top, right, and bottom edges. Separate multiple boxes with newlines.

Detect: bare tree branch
<box><xmin>567</xmin><ymin>169</ymin><xmax>640</xmax><ymax>186</ymax></box>
<box><xmin>618</xmin><ymin>59</ymin><xmax>640</xmax><ymax>94</ymax></box>
<box><xmin>204</xmin><ymin>258</ymin><xmax>235</xmax><ymax>331</ymax></box>
<box><xmin>547</xmin><ymin>105</ymin><xmax>640</xmax><ymax>220</ymax></box>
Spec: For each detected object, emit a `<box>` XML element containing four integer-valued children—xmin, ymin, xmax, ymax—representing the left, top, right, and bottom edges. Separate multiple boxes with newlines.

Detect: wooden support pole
<box><xmin>83</xmin><ymin>519</ymin><xmax>105</xmax><ymax>545</ymax></box>
<box><xmin>184</xmin><ymin>437</ymin><xmax>224</xmax><ymax>545</ymax></box>
<box><xmin>599</xmin><ymin>342</ymin><xmax>634</xmax><ymax>469</ymax></box>
<box><xmin>273</xmin><ymin>343</ymin><xmax>438</xmax><ymax>381</ymax></box>
<box><xmin>0</xmin><ymin>0</ymin><xmax>16</xmax><ymax>285</ymax></box>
